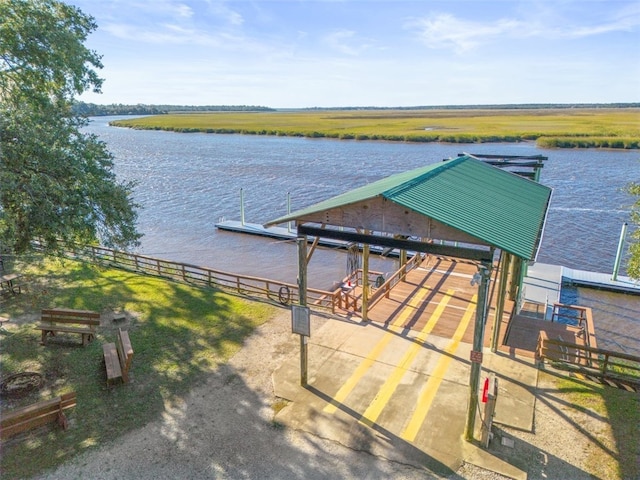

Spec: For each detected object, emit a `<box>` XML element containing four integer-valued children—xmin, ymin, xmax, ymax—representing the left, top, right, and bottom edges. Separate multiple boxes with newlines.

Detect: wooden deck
<box><xmin>366</xmin><ymin>256</ymin><xmax>483</xmax><ymax>344</ymax></box>
<box><xmin>358</xmin><ymin>255</ymin><xmax>589</xmax><ymax>358</ymax></box>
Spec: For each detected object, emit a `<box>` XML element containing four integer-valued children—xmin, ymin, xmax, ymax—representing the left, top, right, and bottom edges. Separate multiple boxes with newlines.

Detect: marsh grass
<box><xmin>0</xmin><ymin>256</ymin><xmax>275</xmax><ymax>479</ymax></box>
<box><xmin>111</xmin><ymin>108</ymin><xmax>640</xmax><ymax>148</ymax></box>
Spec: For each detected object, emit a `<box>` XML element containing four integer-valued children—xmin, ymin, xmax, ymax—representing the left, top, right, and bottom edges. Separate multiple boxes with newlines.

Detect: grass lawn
<box><xmin>110</xmin><ymin>108</ymin><xmax>640</xmax><ymax>148</ymax></box>
<box><xmin>0</xmin><ymin>256</ymin><xmax>276</xmax><ymax>479</ymax></box>
<box><xmin>551</xmin><ymin>374</ymin><xmax>640</xmax><ymax>480</ymax></box>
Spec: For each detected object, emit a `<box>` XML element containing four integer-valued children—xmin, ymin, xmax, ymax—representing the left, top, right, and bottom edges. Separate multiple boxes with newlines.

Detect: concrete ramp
<box><xmin>273</xmin><ymin>316</ymin><xmax>537</xmax><ymax>478</ymax></box>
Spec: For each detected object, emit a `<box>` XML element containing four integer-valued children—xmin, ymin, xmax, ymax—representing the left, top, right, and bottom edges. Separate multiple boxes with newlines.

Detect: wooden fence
<box><xmin>537</xmin><ymin>331</ymin><xmax>640</xmax><ymax>387</ymax></box>
<box><xmin>55</xmin><ymin>244</ymin><xmax>423</xmax><ymax>315</ymax></box>
<box><xmin>58</xmin><ymin>244</ymin><xmax>340</xmax><ymax>311</ymax></box>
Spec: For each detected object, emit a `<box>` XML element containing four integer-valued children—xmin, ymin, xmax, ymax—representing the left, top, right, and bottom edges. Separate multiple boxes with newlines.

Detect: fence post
<box><xmin>601</xmin><ymin>354</ymin><xmax>610</xmax><ymax>374</ymax></box>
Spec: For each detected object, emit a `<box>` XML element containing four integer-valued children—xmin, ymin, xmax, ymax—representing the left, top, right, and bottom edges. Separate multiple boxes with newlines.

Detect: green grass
<box><xmin>553</xmin><ymin>373</ymin><xmax>640</xmax><ymax>480</ymax></box>
<box><xmin>110</xmin><ymin>108</ymin><xmax>640</xmax><ymax>149</ymax></box>
<box><xmin>0</xmin><ymin>256</ymin><xmax>276</xmax><ymax>479</ymax></box>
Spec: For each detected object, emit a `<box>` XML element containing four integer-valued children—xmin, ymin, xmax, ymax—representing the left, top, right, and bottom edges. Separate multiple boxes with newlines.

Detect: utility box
<box><xmin>480</xmin><ymin>373</ymin><xmax>498</xmax><ymax>448</ymax></box>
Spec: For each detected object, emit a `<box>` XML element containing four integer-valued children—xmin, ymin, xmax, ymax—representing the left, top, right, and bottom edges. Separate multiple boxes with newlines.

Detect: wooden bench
<box><xmin>36</xmin><ymin>308</ymin><xmax>101</xmax><ymax>346</ymax></box>
<box><xmin>0</xmin><ymin>392</ymin><xmax>76</xmax><ymax>441</ymax></box>
<box><xmin>103</xmin><ymin>328</ymin><xmax>134</xmax><ymax>387</ymax></box>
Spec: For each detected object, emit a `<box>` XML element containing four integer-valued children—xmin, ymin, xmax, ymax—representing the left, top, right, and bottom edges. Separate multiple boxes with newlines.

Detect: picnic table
<box><xmin>0</xmin><ymin>272</ymin><xmax>23</xmax><ymax>296</ymax></box>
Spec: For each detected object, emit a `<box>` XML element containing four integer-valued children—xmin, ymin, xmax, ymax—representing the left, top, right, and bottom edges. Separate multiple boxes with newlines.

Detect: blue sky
<box><xmin>70</xmin><ymin>0</ymin><xmax>640</xmax><ymax>108</ymax></box>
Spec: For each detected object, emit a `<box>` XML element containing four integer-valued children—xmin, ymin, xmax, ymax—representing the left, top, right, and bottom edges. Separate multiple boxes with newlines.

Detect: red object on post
<box><xmin>481</xmin><ymin>377</ymin><xmax>489</xmax><ymax>403</ymax></box>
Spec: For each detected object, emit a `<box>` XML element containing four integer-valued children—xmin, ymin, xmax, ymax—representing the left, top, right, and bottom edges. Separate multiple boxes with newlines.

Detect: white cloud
<box><xmin>407</xmin><ymin>14</ymin><xmax>525</xmax><ymax>53</ymax></box>
<box><xmin>408</xmin><ymin>3</ymin><xmax>640</xmax><ymax>54</ymax></box>
<box><xmin>129</xmin><ymin>0</ymin><xmax>194</xmax><ymax>18</ymax></box>
<box><xmin>207</xmin><ymin>1</ymin><xmax>244</xmax><ymax>27</ymax></box>
<box><xmin>324</xmin><ymin>29</ymin><xmax>365</xmax><ymax>55</ymax></box>
<box><xmin>102</xmin><ymin>22</ymin><xmax>220</xmax><ymax>46</ymax></box>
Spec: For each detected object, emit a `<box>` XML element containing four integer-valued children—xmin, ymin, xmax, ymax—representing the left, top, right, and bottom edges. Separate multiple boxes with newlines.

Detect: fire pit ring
<box><xmin>1</xmin><ymin>372</ymin><xmax>44</xmax><ymax>398</ymax></box>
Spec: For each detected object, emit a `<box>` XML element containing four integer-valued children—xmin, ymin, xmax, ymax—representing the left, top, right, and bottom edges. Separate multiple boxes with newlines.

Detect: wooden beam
<box><xmin>297</xmin><ymin>224</ymin><xmax>493</xmax><ymax>262</ymax></box>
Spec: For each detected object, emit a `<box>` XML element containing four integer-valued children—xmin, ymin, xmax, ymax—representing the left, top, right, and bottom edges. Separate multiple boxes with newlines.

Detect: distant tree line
<box><xmin>73</xmin><ymin>102</ymin><xmax>276</xmax><ymax>116</ymax></box>
<box><xmin>302</xmin><ymin>103</ymin><xmax>640</xmax><ymax>111</ymax></box>
<box><xmin>74</xmin><ymin>102</ymin><xmax>640</xmax><ymax>117</ymax></box>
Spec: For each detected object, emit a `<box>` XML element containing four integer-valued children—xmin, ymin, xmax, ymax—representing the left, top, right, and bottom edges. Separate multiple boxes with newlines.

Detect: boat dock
<box><xmin>216</xmin><ymin>220</ymin><xmax>640</xmax><ymax>296</ymax></box>
<box><xmin>215</xmin><ymin>220</ymin><xmax>299</xmax><ymax>242</ymax></box>
<box><xmin>562</xmin><ymin>266</ymin><xmax>640</xmax><ymax>295</ymax></box>
<box><xmin>523</xmin><ymin>262</ymin><xmax>640</xmax><ymax>304</ymax></box>
<box><xmin>215</xmin><ymin>220</ymin><xmax>399</xmax><ymax>256</ymax></box>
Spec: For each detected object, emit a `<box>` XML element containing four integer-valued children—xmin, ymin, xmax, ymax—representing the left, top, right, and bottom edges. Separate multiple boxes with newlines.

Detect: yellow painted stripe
<box><xmin>359</xmin><ymin>289</ymin><xmax>455</xmax><ymax>426</ymax></box>
<box><xmin>401</xmin><ymin>295</ymin><xmax>478</xmax><ymax>442</ymax></box>
<box><xmin>323</xmin><ymin>284</ymin><xmax>435</xmax><ymax>414</ymax></box>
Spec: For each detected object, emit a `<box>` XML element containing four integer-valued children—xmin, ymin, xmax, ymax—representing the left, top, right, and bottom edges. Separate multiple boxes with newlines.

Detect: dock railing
<box><xmin>537</xmin><ymin>331</ymin><xmax>640</xmax><ymax>388</ymax></box>
<box><xmin>334</xmin><ymin>253</ymin><xmax>425</xmax><ymax>313</ymax></box>
<box><xmin>550</xmin><ymin>303</ymin><xmax>597</xmax><ymax>350</ymax></box>
<box><xmin>368</xmin><ymin>253</ymin><xmax>424</xmax><ymax>309</ymax></box>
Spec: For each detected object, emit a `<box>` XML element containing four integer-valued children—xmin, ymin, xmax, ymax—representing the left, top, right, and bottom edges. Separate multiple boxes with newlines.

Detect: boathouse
<box><xmin>266</xmin><ymin>153</ymin><xmax>552</xmax><ymax>439</ymax></box>
<box><xmin>266</xmin><ymin>153</ymin><xmax>552</xmax><ymax>318</ymax></box>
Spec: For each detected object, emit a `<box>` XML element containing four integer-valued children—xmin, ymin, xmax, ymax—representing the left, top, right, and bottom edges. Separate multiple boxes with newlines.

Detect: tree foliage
<box><xmin>627</xmin><ymin>182</ymin><xmax>640</xmax><ymax>279</ymax></box>
<box><xmin>0</xmin><ymin>0</ymin><xmax>140</xmax><ymax>254</ymax></box>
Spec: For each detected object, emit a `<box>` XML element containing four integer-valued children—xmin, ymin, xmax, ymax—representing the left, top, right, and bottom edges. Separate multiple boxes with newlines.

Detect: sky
<box><xmin>69</xmin><ymin>0</ymin><xmax>640</xmax><ymax>108</ymax></box>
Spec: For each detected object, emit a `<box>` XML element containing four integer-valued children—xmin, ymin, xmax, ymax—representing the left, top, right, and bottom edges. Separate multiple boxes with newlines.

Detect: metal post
<box><xmin>612</xmin><ymin>222</ymin><xmax>628</xmax><ymax>281</ymax></box>
<box><xmin>297</xmin><ymin>236</ymin><xmax>308</xmax><ymax>386</ymax></box>
<box><xmin>362</xmin><ymin>242</ymin><xmax>370</xmax><ymax>322</ymax></box>
<box><xmin>465</xmin><ymin>261</ymin><xmax>492</xmax><ymax>442</ymax></box>
<box><xmin>287</xmin><ymin>192</ymin><xmax>292</xmax><ymax>233</ymax></box>
<box><xmin>240</xmin><ymin>188</ymin><xmax>245</xmax><ymax>226</ymax></box>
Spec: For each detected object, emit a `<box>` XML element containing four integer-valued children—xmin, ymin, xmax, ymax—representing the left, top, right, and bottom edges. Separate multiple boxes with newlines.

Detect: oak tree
<box><xmin>0</xmin><ymin>0</ymin><xmax>141</xmax><ymax>254</ymax></box>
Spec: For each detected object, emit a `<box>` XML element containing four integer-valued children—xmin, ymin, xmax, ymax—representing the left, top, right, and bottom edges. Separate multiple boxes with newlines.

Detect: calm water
<box><xmin>86</xmin><ymin>117</ymin><xmax>640</xmax><ymax>354</ymax></box>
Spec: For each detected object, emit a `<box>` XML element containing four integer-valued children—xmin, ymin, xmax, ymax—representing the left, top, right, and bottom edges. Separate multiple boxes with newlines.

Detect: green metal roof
<box><xmin>266</xmin><ymin>155</ymin><xmax>552</xmax><ymax>260</ymax></box>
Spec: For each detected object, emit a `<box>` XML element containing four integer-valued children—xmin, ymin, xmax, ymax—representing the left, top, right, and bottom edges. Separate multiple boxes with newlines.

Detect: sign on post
<box><xmin>470</xmin><ymin>350</ymin><xmax>483</xmax><ymax>364</ymax></box>
<box><xmin>291</xmin><ymin>305</ymin><xmax>310</xmax><ymax>337</ymax></box>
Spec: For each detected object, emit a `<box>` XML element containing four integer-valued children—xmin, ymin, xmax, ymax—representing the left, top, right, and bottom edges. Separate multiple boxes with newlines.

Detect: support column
<box><xmin>464</xmin><ymin>261</ymin><xmax>492</xmax><ymax>442</ymax></box>
<box><xmin>491</xmin><ymin>252</ymin><xmax>510</xmax><ymax>352</ymax></box>
<box><xmin>362</xmin><ymin>241</ymin><xmax>370</xmax><ymax>322</ymax></box>
<box><xmin>399</xmin><ymin>249</ymin><xmax>408</xmax><ymax>281</ymax></box>
<box><xmin>297</xmin><ymin>236</ymin><xmax>308</xmax><ymax>386</ymax></box>
<box><xmin>508</xmin><ymin>256</ymin><xmax>522</xmax><ymax>301</ymax></box>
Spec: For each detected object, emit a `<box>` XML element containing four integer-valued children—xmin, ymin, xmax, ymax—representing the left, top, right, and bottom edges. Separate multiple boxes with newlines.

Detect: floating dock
<box><xmin>524</xmin><ymin>261</ymin><xmax>640</xmax><ymax>305</ymax></box>
<box><xmin>215</xmin><ymin>220</ymin><xmax>400</xmax><ymax>256</ymax></box>
<box><xmin>562</xmin><ymin>266</ymin><xmax>640</xmax><ymax>295</ymax></box>
<box><xmin>215</xmin><ymin>220</ymin><xmax>347</xmax><ymax>248</ymax></box>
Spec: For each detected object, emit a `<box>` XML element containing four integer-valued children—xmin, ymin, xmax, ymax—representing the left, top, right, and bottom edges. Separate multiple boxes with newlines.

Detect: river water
<box><xmin>85</xmin><ymin>116</ymin><xmax>640</xmax><ymax>354</ymax></box>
